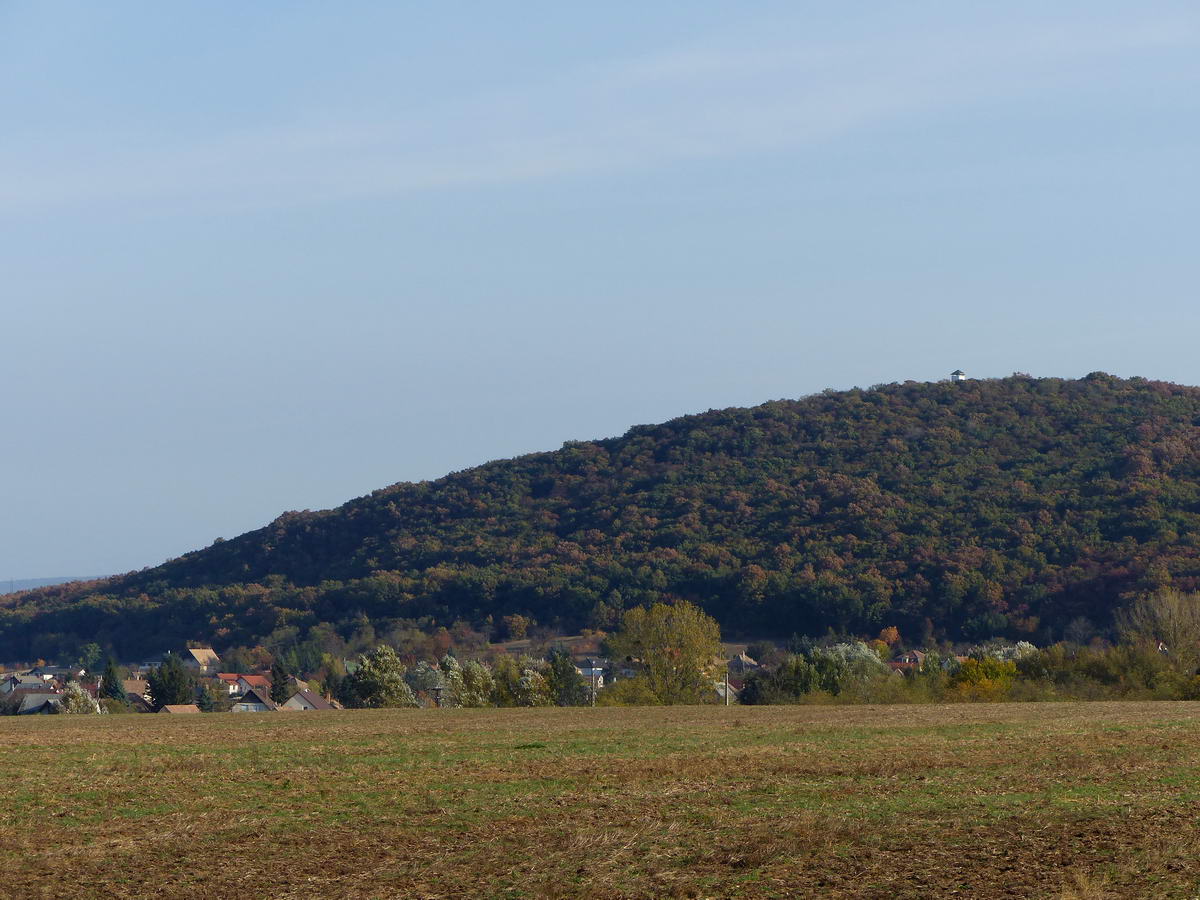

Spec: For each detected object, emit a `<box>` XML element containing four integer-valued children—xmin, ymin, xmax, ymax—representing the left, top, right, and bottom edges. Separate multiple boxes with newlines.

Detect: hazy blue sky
<box><xmin>3</xmin><ymin>2</ymin><xmax>1199</xmax><ymax>578</ymax></box>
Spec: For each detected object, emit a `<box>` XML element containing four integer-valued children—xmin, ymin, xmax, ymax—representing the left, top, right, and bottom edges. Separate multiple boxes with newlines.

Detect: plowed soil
<box><xmin>2</xmin><ymin>702</ymin><xmax>1199</xmax><ymax>898</ymax></box>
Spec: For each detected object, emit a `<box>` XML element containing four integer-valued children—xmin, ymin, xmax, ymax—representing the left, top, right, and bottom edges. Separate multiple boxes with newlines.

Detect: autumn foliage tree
<box><xmin>947</xmin><ymin>657</ymin><xmax>1017</xmax><ymax>701</ymax></box>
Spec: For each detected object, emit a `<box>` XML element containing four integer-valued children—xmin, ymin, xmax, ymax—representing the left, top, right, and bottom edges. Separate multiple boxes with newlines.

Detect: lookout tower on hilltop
<box><xmin>950</xmin><ymin>369</ymin><xmax>967</xmax><ymax>382</ymax></box>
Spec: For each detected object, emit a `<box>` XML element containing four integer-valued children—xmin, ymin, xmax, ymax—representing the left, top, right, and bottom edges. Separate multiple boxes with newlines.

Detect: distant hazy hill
<box><xmin>1</xmin><ymin>577</ymin><xmax>96</xmax><ymax>596</ymax></box>
<box><xmin>6</xmin><ymin>373</ymin><xmax>1200</xmax><ymax>661</ymax></box>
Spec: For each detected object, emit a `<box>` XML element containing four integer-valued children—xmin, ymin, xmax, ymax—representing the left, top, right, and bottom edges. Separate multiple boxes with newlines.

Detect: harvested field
<box><xmin>2</xmin><ymin>702</ymin><xmax>1200</xmax><ymax>898</ymax></box>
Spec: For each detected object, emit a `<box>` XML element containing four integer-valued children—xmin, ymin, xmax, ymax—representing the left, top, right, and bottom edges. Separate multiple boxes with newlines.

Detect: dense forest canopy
<box><xmin>7</xmin><ymin>373</ymin><xmax>1200</xmax><ymax>661</ymax></box>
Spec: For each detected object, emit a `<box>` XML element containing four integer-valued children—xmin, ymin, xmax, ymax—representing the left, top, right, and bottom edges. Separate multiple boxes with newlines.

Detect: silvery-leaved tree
<box><xmin>439</xmin><ymin>655</ymin><xmax>464</xmax><ymax>708</ymax></box>
<box><xmin>457</xmin><ymin>660</ymin><xmax>494</xmax><ymax>708</ymax></box>
<box><xmin>59</xmin><ymin>682</ymin><xmax>104</xmax><ymax>715</ymax></box>
<box><xmin>343</xmin><ymin>645</ymin><xmax>417</xmax><ymax>708</ymax></box>
<box><xmin>1118</xmin><ymin>589</ymin><xmax>1200</xmax><ymax>672</ymax></box>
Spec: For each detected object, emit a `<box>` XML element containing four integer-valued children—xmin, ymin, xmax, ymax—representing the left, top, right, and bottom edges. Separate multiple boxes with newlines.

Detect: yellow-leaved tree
<box><xmin>608</xmin><ymin>600</ymin><xmax>721</xmax><ymax>704</ymax></box>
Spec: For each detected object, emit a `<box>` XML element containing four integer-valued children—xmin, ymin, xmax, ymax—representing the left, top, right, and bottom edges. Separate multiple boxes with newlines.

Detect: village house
<box><xmin>714</xmin><ymin>680</ymin><xmax>740</xmax><ymax>704</ymax></box>
<box><xmin>13</xmin><ymin>691</ymin><xmax>63</xmax><ymax>715</ymax></box>
<box><xmin>182</xmin><ymin>647</ymin><xmax>220</xmax><ymax>674</ymax></box>
<box><xmin>158</xmin><ymin>704</ymin><xmax>202</xmax><ymax>714</ymax></box>
<box><xmin>123</xmin><ymin>679</ymin><xmax>153</xmax><ymax>711</ymax></box>
<box><xmin>236</xmin><ymin>674</ymin><xmax>271</xmax><ymax>696</ymax></box>
<box><xmin>215</xmin><ymin>673</ymin><xmax>242</xmax><ymax>696</ymax></box>
<box><xmin>27</xmin><ymin>664</ymin><xmax>86</xmax><ymax>680</ymax></box>
<box><xmin>231</xmin><ymin>687</ymin><xmax>277</xmax><ymax>713</ymax></box>
<box><xmin>122</xmin><ymin>678</ymin><xmax>150</xmax><ymax>701</ymax></box>
<box><xmin>613</xmin><ymin>656</ymin><xmax>642</xmax><ymax>680</ymax></box>
<box><xmin>136</xmin><ymin>654</ymin><xmax>165</xmax><ymax>676</ymax></box>
<box><xmin>282</xmin><ymin>690</ymin><xmax>333</xmax><ymax>711</ymax></box>
<box><xmin>887</xmin><ymin>650</ymin><xmax>927</xmax><ymax>675</ymax></box>
<box><xmin>574</xmin><ymin>659</ymin><xmax>606</xmax><ymax>690</ymax></box>
<box><xmin>286</xmin><ymin>674</ymin><xmax>310</xmax><ymax>693</ymax></box>
<box><xmin>727</xmin><ymin>652</ymin><xmax>760</xmax><ymax>676</ymax></box>
<box><xmin>2</xmin><ymin>674</ymin><xmax>50</xmax><ymax>694</ymax></box>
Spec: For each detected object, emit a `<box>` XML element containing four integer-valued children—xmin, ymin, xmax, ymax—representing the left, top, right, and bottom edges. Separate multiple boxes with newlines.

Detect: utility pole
<box><xmin>724</xmin><ymin>664</ymin><xmax>730</xmax><ymax>707</ymax></box>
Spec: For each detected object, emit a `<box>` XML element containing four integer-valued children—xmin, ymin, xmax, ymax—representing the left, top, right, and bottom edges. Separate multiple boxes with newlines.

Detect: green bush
<box><xmin>597</xmin><ymin>677</ymin><xmax>661</xmax><ymax>706</ymax></box>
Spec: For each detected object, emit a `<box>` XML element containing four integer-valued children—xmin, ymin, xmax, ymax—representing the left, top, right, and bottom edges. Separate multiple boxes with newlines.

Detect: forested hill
<box><xmin>8</xmin><ymin>373</ymin><xmax>1200</xmax><ymax>661</ymax></box>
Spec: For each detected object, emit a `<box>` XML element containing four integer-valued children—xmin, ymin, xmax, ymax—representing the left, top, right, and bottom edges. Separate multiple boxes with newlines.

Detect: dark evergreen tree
<box><xmin>197</xmin><ymin>684</ymin><xmax>220</xmax><ymax>712</ymax></box>
<box><xmin>546</xmin><ymin>647</ymin><xmax>588</xmax><ymax>706</ymax></box>
<box><xmin>269</xmin><ymin>658</ymin><xmax>290</xmax><ymax>704</ymax></box>
<box><xmin>146</xmin><ymin>655</ymin><xmax>193</xmax><ymax>710</ymax></box>
<box><xmin>100</xmin><ymin>658</ymin><xmax>125</xmax><ymax>702</ymax></box>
